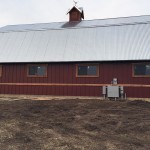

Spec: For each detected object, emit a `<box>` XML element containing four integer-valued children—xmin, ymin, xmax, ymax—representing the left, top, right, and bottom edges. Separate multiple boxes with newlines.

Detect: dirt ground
<box><xmin>0</xmin><ymin>96</ymin><xmax>149</xmax><ymax>150</ymax></box>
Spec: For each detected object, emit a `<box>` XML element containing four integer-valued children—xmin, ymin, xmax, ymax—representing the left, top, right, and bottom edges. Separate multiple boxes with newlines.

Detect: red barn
<box><xmin>0</xmin><ymin>6</ymin><xmax>150</xmax><ymax>98</ymax></box>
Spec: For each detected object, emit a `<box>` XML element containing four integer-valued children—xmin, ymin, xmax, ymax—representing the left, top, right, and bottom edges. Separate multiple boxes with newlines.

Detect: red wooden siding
<box><xmin>0</xmin><ymin>62</ymin><xmax>150</xmax><ymax>98</ymax></box>
<box><xmin>69</xmin><ymin>7</ymin><xmax>82</xmax><ymax>22</ymax></box>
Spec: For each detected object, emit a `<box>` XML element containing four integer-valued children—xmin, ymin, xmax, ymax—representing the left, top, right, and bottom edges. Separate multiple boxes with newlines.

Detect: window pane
<box><xmin>37</xmin><ymin>66</ymin><xmax>46</xmax><ymax>76</ymax></box>
<box><xmin>87</xmin><ymin>66</ymin><xmax>97</xmax><ymax>75</ymax></box>
<box><xmin>29</xmin><ymin>66</ymin><xmax>37</xmax><ymax>75</ymax></box>
<box><xmin>28</xmin><ymin>65</ymin><xmax>47</xmax><ymax>76</ymax></box>
<box><xmin>134</xmin><ymin>64</ymin><xmax>150</xmax><ymax>76</ymax></box>
<box><xmin>78</xmin><ymin>65</ymin><xmax>98</xmax><ymax>76</ymax></box>
<box><xmin>78</xmin><ymin>66</ymin><xmax>87</xmax><ymax>75</ymax></box>
<box><xmin>0</xmin><ymin>65</ymin><xmax>2</xmax><ymax>77</ymax></box>
<box><xmin>146</xmin><ymin>65</ymin><xmax>150</xmax><ymax>75</ymax></box>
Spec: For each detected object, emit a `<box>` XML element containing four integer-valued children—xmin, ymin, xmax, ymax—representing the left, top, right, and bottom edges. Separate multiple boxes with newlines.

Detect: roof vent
<box><xmin>67</xmin><ymin>6</ymin><xmax>84</xmax><ymax>22</ymax></box>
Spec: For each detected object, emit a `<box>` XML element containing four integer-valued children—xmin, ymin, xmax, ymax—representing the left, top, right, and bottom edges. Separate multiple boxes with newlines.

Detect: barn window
<box><xmin>133</xmin><ymin>63</ymin><xmax>150</xmax><ymax>76</ymax></box>
<box><xmin>28</xmin><ymin>65</ymin><xmax>47</xmax><ymax>77</ymax></box>
<box><xmin>0</xmin><ymin>65</ymin><xmax>2</xmax><ymax>77</ymax></box>
<box><xmin>76</xmin><ymin>64</ymin><xmax>99</xmax><ymax>77</ymax></box>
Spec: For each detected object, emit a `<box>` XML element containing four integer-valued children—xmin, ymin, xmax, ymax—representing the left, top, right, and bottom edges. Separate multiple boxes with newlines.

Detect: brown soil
<box><xmin>0</xmin><ymin>98</ymin><xmax>149</xmax><ymax>150</ymax></box>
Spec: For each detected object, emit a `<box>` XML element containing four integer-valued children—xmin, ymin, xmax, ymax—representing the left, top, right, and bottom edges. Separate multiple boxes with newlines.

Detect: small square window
<box><xmin>28</xmin><ymin>65</ymin><xmax>47</xmax><ymax>77</ymax></box>
<box><xmin>0</xmin><ymin>65</ymin><xmax>2</xmax><ymax>77</ymax></box>
<box><xmin>133</xmin><ymin>63</ymin><xmax>150</xmax><ymax>77</ymax></box>
<box><xmin>77</xmin><ymin>64</ymin><xmax>99</xmax><ymax>77</ymax></box>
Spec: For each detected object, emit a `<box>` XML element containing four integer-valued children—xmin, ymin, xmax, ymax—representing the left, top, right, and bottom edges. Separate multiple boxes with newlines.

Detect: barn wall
<box><xmin>0</xmin><ymin>62</ymin><xmax>150</xmax><ymax>98</ymax></box>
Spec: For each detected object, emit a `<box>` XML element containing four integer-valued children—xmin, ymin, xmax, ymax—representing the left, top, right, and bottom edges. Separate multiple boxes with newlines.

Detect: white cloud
<box><xmin>0</xmin><ymin>0</ymin><xmax>150</xmax><ymax>27</ymax></box>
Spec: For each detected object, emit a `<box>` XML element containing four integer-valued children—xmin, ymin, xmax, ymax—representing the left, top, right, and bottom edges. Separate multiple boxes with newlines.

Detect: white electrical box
<box><xmin>120</xmin><ymin>86</ymin><xmax>124</xmax><ymax>94</ymax></box>
<box><xmin>102</xmin><ymin>86</ymin><xmax>106</xmax><ymax>94</ymax></box>
<box><xmin>107</xmin><ymin>86</ymin><xmax>119</xmax><ymax>98</ymax></box>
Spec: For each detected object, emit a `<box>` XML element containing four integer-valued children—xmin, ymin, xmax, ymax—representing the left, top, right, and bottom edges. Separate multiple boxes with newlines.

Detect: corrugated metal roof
<box><xmin>0</xmin><ymin>15</ymin><xmax>150</xmax><ymax>32</ymax></box>
<box><xmin>0</xmin><ymin>15</ymin><xmax>150</xmax><ymax>63</ymax></box>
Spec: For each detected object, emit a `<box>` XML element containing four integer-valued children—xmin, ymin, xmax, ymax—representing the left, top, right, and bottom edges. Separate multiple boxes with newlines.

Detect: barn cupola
<box><xmin>67</xmin><ymin>3</ymin><xmax>84</xmax><ymax>22</ymax></box>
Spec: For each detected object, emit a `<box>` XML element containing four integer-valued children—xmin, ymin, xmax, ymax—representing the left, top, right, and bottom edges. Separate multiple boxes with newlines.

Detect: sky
<box><xmin>0</xmin><ymin>0</ymin><xmax>150</xmax><ymax>27</ymax></box>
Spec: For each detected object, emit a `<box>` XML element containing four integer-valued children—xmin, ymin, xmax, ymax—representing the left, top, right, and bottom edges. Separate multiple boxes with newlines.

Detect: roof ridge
<box><xmin>0</xmin><ymin>15</ymin><xmax>150</xmax><ymax>33</ymax></box>
<box><xmin>1</xmin><ymin>14</ymin><xmax>150</xmax><ymax>28</ymax></box>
